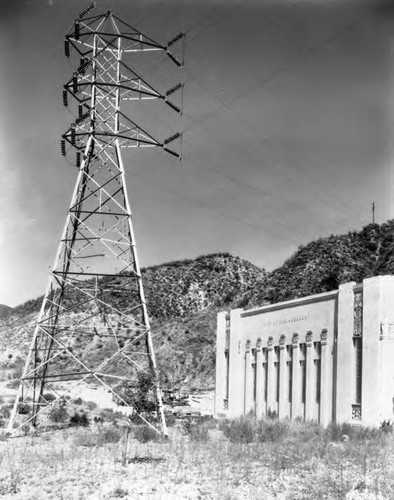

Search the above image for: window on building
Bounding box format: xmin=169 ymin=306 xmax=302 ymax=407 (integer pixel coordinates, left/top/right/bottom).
xmin=262 ymin=348 xmax=267 ymax=403
xmin=299 ymin=343 xmax=306 ymax=404
xmin=314 ymin=342 xmax=321 ymax=405
xmin=287 ymin=360 xmax=292 ymax=403
xmin=353 ymin=337 xmax=362 ymax=404
xmin=224 ymin=350 xmax=229 ymax=401
xmin=274 ymin=346 xmax=280 ymax=403
xmin=252 ymin=362 xmax=257 ymax=402
xmin=300 ymin=360 xmax=306 ymax=404
xmin=263 ymin=362 xmax=268 ymax=403
xmin=314 ymin=359 xmax=321 ymax=404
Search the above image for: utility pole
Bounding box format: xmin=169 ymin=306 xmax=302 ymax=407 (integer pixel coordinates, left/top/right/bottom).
xmin=372 ymin=202 xmax=375 ymax=224
xmin=8 ymin=5 xmax=184 ymax=435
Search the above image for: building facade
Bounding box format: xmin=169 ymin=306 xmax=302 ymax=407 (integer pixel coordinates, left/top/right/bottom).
xmin=215 ymin=276 xmax=394 ymax=427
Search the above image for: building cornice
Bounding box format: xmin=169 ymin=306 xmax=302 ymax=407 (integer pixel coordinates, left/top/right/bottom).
xmin=240 ymin=289 xmax=339 ymax=318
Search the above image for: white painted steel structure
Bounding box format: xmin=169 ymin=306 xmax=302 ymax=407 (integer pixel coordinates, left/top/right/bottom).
xmin=8 ymin=6 xmax=184 ymax=435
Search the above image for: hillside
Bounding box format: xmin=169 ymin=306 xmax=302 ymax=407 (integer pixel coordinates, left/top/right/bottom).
xmin=3 ymin=221 xmax=394 ymax=390
xmin=0 ymin=304 xmax=13 ymax=320
xmin=0 ymin=253 xmax=265 ymax=390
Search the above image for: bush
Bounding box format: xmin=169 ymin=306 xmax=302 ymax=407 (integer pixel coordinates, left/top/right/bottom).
xmin=257 ymin=420 xmax=290 ymax=443
xmin=17 ymin=403 xmax=30 ymax=415
xmin=380 ymin=419 xmax=393 ymax=434
xmin=6 ymin=380 xmax=20 ymax=390
xmin=0 ymin=405 xmax=10 ymax=419
xmin=70 ymin=412 xmax=89 ymax=427
xmin=113 ymin=372 xmax=156 ymax=415
xmin=43 ymin=393 xmax=56 ymax=402
xmin=183 ymin=416 xmax=216 ymax=442
xmin=73 ymin=427 xmax=121 ymax=447
xmin=220 ymin=416 xmax=255 ymax=444
xmin=49 ymin=405 xmax=68 ymax=423
xmin=100 ymin=427 xmax=121 ymax=444
xmin=133 ymin=425 xmax=161 ymax=443
xmin=110 ymin=487 xmax=128 ymax=498
xmin=73 ymin=397 xmax=83 ymax=405
xmin=164 ymin=410 xmax=176 ymax=427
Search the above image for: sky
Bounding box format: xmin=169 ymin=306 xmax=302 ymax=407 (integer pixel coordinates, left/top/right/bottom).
xmin=0 ymin=0 xmax=393 ymax=307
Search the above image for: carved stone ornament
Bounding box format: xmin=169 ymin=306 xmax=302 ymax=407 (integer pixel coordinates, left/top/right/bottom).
xmin=267 ymin=336 xmax=274 ymax=349
xmin=353 ymin=290 xmax=363 ymax=337
xmin=256 ymin=337 xmax=263 ymax=349
xmin=306 ymin=331 xmax=313 ymax=344
xmin=245 ymin=339 xmax=251 ymax=351
xmin=292 ymin=333 xmax=299 ymax=346
xmin=279 ymin=335 xmax=286 ymax=349
xmin=321 ymin=329 xmax=328 ymax=345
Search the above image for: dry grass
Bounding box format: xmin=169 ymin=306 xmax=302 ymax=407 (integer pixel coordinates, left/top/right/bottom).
xmin=0 ymin=418 xmax=393 ymax=499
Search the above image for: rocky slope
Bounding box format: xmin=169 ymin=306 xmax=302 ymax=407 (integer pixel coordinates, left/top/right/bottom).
xmin=0 ymin=253 xmax=265 ymax=390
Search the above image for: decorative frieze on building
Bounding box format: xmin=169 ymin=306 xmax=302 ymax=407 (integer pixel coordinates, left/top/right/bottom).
xmin=352 ymin=403 xmax=361 ymax=421
xmin=321 ymin=329 xmax=328 ymax=345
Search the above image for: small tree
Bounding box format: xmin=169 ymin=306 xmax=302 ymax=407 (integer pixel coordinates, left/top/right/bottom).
xmin=113 ymin=371 xmax=156 ymax=416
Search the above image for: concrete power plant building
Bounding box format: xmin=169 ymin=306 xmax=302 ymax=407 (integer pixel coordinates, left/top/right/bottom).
xmin=214 ymin=276 xmax=394 ymax=427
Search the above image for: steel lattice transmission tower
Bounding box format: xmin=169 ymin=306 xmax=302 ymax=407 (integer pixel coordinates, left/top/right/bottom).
xmin=8 ymin=5 xmax=184 ymax=435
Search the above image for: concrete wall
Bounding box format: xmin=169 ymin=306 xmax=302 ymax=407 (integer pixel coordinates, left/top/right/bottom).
xmin=215 ymin=290 xmax=338 ymax=424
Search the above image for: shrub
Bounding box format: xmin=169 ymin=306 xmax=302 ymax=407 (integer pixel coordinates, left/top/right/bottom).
xmin=133 ymin=425 xmax=161 ymax=443
xmin=220 ymin=416 xmax=255 ymax=444
xmin=257 ymin=420 xmax=290 ymax=443
xmin=380 ymin=419 xmax=393 ymax=434
xmin=43 ymin=393 xmax=56 ymax=402
xmin=73 ymin=427 xmax=121 ymax=447
xmin=49 ymin=405 xmax=68 ymax=423
xmin=164 ymin=410 xmax=176 ymax=427
xmin=0 ymin=405 xmax=10 ymax=419
xmin=73 ymin=397 xmax=83 ymax=405
xmin=110 ymin=487 xmax=128 ymax=498
xmin=183 ymin=416 xmax=216 ymax=442
xmin=17 ymin=403 xmax=30 ymax=415
xmin=100 ymin=427 xmax=121 ymax=444
xmin=70 ymin=412 xmax=89 ymax=427
xmin=113 ymin=372 xmax=156 ymax=415
xmin=6 ymin=380 xmax=20 ymax=390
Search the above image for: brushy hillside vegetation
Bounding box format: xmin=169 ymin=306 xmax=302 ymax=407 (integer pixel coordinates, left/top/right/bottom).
xmin=241 ymin=220 xmax=394 ymax=308
xmin=3 ymin=221 xmax=394 ymax=390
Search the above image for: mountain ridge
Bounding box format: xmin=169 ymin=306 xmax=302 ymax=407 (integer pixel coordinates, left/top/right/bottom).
xmin=3 ymin=221 xmax=394 ymax=390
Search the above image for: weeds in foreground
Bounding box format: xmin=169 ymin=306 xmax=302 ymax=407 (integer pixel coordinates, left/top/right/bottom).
xmin=182 ymin=415 xmax=216 ymax=442
xmin=133 ymin=424 xmax=161 ymax=443
xmin=73 ymin=426 xmax=121 ymax=447
xmin=0 ymin=416 xmax=392 ymax=499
